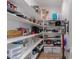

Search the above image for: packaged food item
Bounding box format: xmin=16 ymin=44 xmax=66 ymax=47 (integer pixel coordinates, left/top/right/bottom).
xmin=7 ymin=0 xmax=17 ymax=13
xmin=52 ymin=29 xmax=58 ymax=32
xmin=29 ymin=18 xmax=32 ymax=22
xmin=53 ymin=40 xmax=61 ymax=47
xmin=55 ymin=21 xmax=61 ymax=26
xmin=17 ymin=27 xmax=30 ymax=36
xmin=32 ymin=6 xmax=39 ymax=13
xmin=31 ymin=26 xmax=40 ymax=34
xmin=29 ymin=17 xmax=36 ymax=23
xmin=33 ymin=18 xmax=36 ymax=23
xmin=15 ymin=11 xmax=27 ymax=19
xmin=7 ymin=30 xmax=22 ymax=38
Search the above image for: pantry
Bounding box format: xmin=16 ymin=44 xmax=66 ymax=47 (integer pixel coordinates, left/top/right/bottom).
xmin=7 ymin=0 xmax=71 ymax=59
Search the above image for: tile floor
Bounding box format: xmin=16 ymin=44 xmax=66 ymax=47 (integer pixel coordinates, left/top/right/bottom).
xmin=37 ymin=52 xmax=61 ymax=59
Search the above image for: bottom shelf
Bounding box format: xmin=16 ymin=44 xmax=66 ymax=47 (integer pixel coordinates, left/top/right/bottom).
xmin=31 ymin=45 xmax=43 ymax=59
xmin=20 ymin=39 xmax=43 ymax=59
xmin=32 ymin=53 xmax=39 ymax=59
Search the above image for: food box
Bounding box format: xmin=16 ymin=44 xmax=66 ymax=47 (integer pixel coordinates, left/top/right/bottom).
xmin=7 ymin=30 xmax=22 ymax=38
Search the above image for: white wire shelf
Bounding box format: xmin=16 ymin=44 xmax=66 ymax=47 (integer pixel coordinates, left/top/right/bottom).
xmin=7 ymin=12 xmax=43 ymax=28
xmin=7 ymin=32 xmax=43 ymax=44
xmin=20 ymin=39 xmax=43 ymax=59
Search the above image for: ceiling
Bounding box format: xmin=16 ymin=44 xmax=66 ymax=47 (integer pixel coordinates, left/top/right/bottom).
xmin=25 ymin=0 xmax=63 ymax=8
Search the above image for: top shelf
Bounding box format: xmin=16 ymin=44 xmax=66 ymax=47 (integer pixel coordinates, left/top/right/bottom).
xmin=12 ymin=0 xmax=40 ymax=20
xmin=7 ymin=12 xmax=43 ymax=28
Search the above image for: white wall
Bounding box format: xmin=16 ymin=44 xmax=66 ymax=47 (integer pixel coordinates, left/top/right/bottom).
xmin=61 ymin=0 xmax=72 ymax=59
xmin=47 ymin=8 xmax=62 ymax=20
